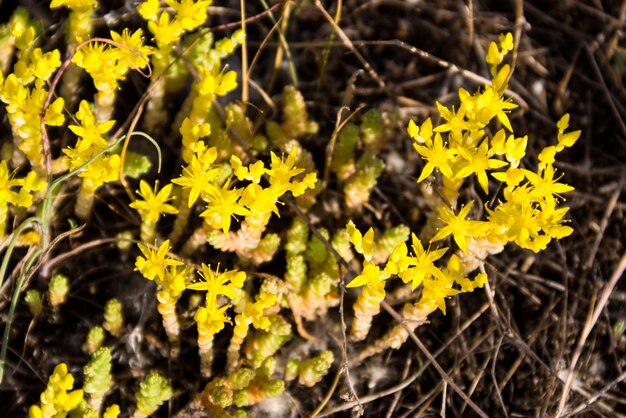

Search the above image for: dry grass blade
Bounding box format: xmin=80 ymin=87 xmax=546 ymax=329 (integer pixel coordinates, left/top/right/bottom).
xmin=555 ymin=250 xmax=626 ymax=417
xmin=313 ymin=0 xmax=385 ymax=89
xmin=584 ymin=174 xmax=624 ymax=269
xmin=380 ymin=301 xmax=490 ymax=418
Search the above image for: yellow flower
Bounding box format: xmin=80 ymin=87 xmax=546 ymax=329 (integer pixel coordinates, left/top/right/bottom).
xmin=50 ymin=0 xmax=97 ymax=11
xmin=455 ymin=139 xmax=508 ymax=193
xmin=135 ymin=240 xmax=183 ymax=282
xmin=44 ymin=97 xmax=65 ymax=126
xmin=103 ymin=405 xmax=121 ymax=418
xmin=446 ymin=254 xmax=487 ymax=292
xmin=166 ymin=0 xmax=211 ymax=32
xmin=414 ymin=133 xmax=457 ymax=182
xmin=290 ymin=172 xmax=317 ymax=197
xmin=195 ymin=304 xmax=231 ymax=334
xmin=492 ymin=166 xmax=525 ymax=190
xmin=434 ymin=102 xmax=467 ymax=139
xmin=420 ymin=276 xmax=459 ymax=315
xmin=215 ymin=70 xmax=238 ymax=96
xmin=0 ymin=160 xmax=23 ymax=206
xmin=200 ymin=181 xmax=250 ymax=232
xmin=556 ymin=114 xmax=581 ymax=152
xmin=30 ymin=48 xmax=62 ymax=81
xmin=130 ymin=180 xmax=179 ymax=224
xmin=486 ymin=41 xmax=502 ymax=67
xmin=538 ymin=146 xmax=557 ymax=171
xmin=110 ymin=28 xmax=154 ymax=70
xmin=459 ymin=86 xmax=517 ymax=132
xmin=242 ymin=292 xmax=277 ymax=330
xmin=239 ymin=183 xmax=282 ymax=216
xmin=162 ymin=265 xmax=194 ymax=297
xmin=539 ymin=203 xmax=573 ymax=240
xmin=523 ymin=164 xmax=574 ymax=203
xmin=29 ymin=363 xmax=84 ymax=418
xmin=138 ymin=0 xmax=160 ymax=21
xmin=346 ymin=261 xmax=389 ymax=292
xmin=400 ymin=234 xmax=448 ymax=291
xmin=384 ymin=243 xmax=415 ymax=276
xmin=188 ymin=264 xmax=246 ymax=309
xmin=72 ymin=42 xmax=120 ymax=84
xmin=431 ymin=201 xmax=487 ymax=253
xmin=68 ymin=101 xmax=115 ymax=149
xmin=499 ymin=32 xmax=514 ymax=53
xmin=230 ymin=156 xmax=266 ymax=183
xmin=346 ymin=220 xmax=376 ymax=261
xmin=172 ymin=155 xmax=219 ymax=207
xmin=407 ymin=117 xmax=433 ymax=145
xmin=267 ymin=150 xmax=305 ymax=190
xmin=504 ymin=135 xmax=528 ymax=167
xmin=148 ymin=12 xmax=183 ymax=48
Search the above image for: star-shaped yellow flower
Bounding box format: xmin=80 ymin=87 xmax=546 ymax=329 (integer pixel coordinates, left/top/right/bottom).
xmin=130 ymin=180 xmax=178 ymax=224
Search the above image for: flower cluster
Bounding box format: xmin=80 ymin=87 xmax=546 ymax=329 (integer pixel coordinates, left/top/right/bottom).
xmin=0 ymin=13 xmax=65 ymax=173
xmin=188 ymin=264 xmax=247 ymax=376
xmin=29 ymin=364 xmax=84 ymax=418
xmin=135 ymin=240 xmax=192 ymax=347
xmin=346 ymin=220 xmax=486 ymax=342
xmin=0 ymin=160 xmax=45 ymax=237
xmin=63 ymin=101 xmax=120 ymax=219
xmin=203 ymin=150 xmax=317 ymax=263
xmin=130 ymin=180 xmax=178 ymax=242
xmin=72 ymin=29 xmax=153 ymax=121
xmin=409 ymin=33 xmax=580 ymax=259
xmin=356 ymin=33 xmax=578 ymax=362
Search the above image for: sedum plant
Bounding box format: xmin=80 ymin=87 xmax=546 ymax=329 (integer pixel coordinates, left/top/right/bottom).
xmin=0 ymin=17 xmax=65 ymax=174
xmin=0 ymin=160 xmax=46 ymax=238
xmin=188 ymin=264 xmax=247 ymax=377
xmin=50 ymin=0 xmax=98 ymax=107
xmin=227 ymin=279 xmax=281 ymax=371
xmin=24 ymin=289 xmax=43 ymax=316
xmin=83 ymin=325 xmax=105 ymax=355
xmin=29 ymin=364 xmax=84 ymax=418
xmin=358 ymin=33 xmax=580 ymax=360
xmin=83 ymin=347 xmax=113 ymax=412
xmin=285 ymin=350 xmax=334 ymax=387
xmin=133 ymin=372 xmax=172 ymax=418
xmin=129 ymin=180 xmax=178 ymax=242
xmin=135 ymin=240 xmax=191 ymax=352
xmin=71 ymin=27 xmax=153 ymax=122
xmin=102 ymin=298 xmax=124 ymax=337
xmin=0 ymin=0 xmax=582 ymax=411
xmin=48 ymin=274 xmax=70 ymax=307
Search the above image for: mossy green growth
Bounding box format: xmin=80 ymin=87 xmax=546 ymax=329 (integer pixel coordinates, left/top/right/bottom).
xmin=285 ymin=350 xmax=334 ymax=387
xmin=48 ymin=274 xmax=70 ymax=307
xmin=84 ymin=325 xmax=105 ymax=354
xmin=103 ymin=298 xmax=124 ymax=337
xmin=344 ymin=152 xmax=385 ymax=211
xmin=133 ymin=372 xmax=172 ymax=418
xmin=25 ymin=289 xmax=43 ymax=316
xmin=68 ymin=400 xmax=98 ymax=418
xmin=296 ymin=350 xmax=334 ymax=387
xmin=360 ymin=109 xmax=385 ymax=150
xmin=331 ymin=123 xmax=359 ymax=181
xmin=232 ymin=376 xmax=284 ymax=408
xmin=266 ymin=86 xmax=318 ymax=147
xmin=83 ymin=347 xmax=113 ymax=411
xmin=245 ymin=315 xmax=292 ymax=369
